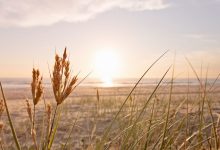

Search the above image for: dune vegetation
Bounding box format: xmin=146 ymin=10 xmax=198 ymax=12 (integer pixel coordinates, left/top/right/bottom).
xmin=0 ymin=48 xmax=220 ymax=150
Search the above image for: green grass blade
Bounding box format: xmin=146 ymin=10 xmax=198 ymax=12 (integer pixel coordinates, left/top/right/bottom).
xmin=0 ymin=82 xmax=21 ymax=150
xmin=122 ymin=66 xmax=171 ymax=149
xmin=48 ymin=105 xmax=62 ymax=150
xmin=96 ymin=50 xmax=168 ymax=149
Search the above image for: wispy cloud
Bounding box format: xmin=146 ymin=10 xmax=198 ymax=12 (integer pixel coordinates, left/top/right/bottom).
xmin=184 ymin=33 xmax=218 ymax=43
xmin=0 ymin=0 xmax=169 ymax=27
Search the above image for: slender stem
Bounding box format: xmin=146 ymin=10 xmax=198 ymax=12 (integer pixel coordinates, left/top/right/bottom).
xmin=47 ymin=104 xmax=58 ymax=146
xmin=33 ymin=105 xmax=36 ymax=129
xmin=0 ymin=82 xmax=21 ymax=150
xmin=32 ymin=105 xmax=38 ymax=150
xmin=160 ymin=53 xmax=175 ymax=150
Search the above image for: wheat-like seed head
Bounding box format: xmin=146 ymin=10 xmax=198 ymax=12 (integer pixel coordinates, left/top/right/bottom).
xmin=26 ymin=99 xmax=32 ymax=123
xmin=31 ymin=69 xmax=43 ymax=105
xmin=34 ymin=77 xmax=43 ymax=105
xmin=51 ymin=48 xmax=78 ymax=105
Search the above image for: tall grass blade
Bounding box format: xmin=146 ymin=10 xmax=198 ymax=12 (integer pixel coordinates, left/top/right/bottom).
xmin=160 ymin=55 xmax=175 ymax=150
xmin=96 ymin=50 xmax=168 ymax=149
xmin=0 ymin=82 xmax=21 ymax=150
xmin=122 ymin=66 xmax=171 ymax=149
xmin=48 ymin=105 xmax=62 ymax=150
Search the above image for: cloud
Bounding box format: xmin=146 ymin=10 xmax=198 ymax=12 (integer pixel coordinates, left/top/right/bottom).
xmin=184 ymin=33 xmax=218 ymax=43
xmin=0 ymin=0 xmax=169 ymax=27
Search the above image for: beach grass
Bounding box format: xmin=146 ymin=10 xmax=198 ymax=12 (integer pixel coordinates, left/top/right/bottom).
xmin=0 ymin=48 xmax=220 ymax=149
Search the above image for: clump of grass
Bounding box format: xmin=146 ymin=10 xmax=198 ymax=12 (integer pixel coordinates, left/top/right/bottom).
xmin=0 ymin=49 xmax=220 ymax=150
xmin=0 ymin=47 xmax=79 ymax=150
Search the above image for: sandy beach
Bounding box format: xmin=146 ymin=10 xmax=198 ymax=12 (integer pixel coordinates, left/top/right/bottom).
xmin=1 ymin=82 xmax=220 ymax=149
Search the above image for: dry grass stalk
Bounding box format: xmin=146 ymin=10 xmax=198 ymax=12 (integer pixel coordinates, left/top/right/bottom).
xmin=30 ymin=68 xmax=43 ymax=150
xmin=31 ymin=68 xmax=43 ymax=105
xmin=26 ymin=99 xmax=32 ymax=123
xmin=52 ymin=48 xmax=78 ymax=105
xmin=31 ymin=128 xmax=38 ymax=149
xmin=46 ymin=48 xmax=78 ymax=148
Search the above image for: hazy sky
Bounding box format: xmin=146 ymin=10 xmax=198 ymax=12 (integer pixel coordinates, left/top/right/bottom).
xmin=0 ymin=0 xmax=220 ymax=79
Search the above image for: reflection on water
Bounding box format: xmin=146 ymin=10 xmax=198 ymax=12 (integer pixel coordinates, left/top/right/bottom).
xmin=1 ymin=78 xmax=220 ymax=89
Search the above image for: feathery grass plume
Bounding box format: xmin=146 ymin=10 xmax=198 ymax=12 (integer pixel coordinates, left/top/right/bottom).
xmin=51 ymin=48 xmax=78 ymax=105
xmin=47 ymin=48 xmax=78 ymax=149
xmin=31 ymin=68 xmax=43 ymax=105
xmin=31 ymin=68 xmax=43 ymax=150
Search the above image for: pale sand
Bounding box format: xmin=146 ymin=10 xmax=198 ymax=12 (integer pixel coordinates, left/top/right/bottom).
xmin=0 ymin=84 xmax=220 ymax=149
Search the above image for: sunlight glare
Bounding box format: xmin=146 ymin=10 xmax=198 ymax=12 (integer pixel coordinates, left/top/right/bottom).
xmin=94 ymin=49 xmax=119 ymax=86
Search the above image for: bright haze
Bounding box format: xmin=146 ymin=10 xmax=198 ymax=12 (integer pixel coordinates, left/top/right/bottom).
xmin=0 ymin=0 xmax=220 ymax=83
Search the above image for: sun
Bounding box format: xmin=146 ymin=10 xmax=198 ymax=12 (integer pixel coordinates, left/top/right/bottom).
xmin=94 ymin=49 xmax=119 ymax=86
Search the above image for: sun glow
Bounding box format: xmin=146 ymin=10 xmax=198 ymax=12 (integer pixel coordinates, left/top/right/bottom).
xmin=94 ymin=49 xmax=119 ymax=86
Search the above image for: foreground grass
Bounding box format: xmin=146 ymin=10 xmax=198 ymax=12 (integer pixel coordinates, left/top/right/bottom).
xmin=0 ymin=48 xmax=220 ymax=150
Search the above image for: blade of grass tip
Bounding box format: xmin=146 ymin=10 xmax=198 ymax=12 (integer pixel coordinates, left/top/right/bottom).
xmin=122 ymin=66 xmax=171 ymax=149
xmin=185 ymin=57 xmax=205 ymax=146
xmin=72 ymin=71 xmax=92 ymax=91
xmin=48 ymin=104 xmax=63 ymax=150
xmin=159 ymin=52 xmax=176 ymax=150
xmin=96 ymin=50 xmax=169 ymax=150
xmin=185 ymin=57 xmax=204 ymax=93
xmin=0 ymin=82 xmax=21 ymax=150
xmin=208 ymin=72 xmax=220 ymax=91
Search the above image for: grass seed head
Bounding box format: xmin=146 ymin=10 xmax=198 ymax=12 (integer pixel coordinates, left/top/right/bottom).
xmin=51 ymin=48 xmax=78 ymax=105
xmin=26 ymin=99 xmax=32 ymax=122
xmin=31 ymin=68 xmax=43 ymax=105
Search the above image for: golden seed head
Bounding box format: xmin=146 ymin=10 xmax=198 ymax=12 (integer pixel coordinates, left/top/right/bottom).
xmin=51 ymin=48 xmax=78 ymax=105
xmin=26 ymin=99 xmax=32 ymax=122
xmin=62 ymin=47 xmax=67 ymax=64
xmin=31 ymin=68 xmax=43 ymax=105
xmin=34 ymin=77 xmax=43 ymax=105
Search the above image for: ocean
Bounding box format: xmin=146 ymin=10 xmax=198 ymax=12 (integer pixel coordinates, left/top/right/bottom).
xmin=0 ymin=77 xmax=220 ymax=89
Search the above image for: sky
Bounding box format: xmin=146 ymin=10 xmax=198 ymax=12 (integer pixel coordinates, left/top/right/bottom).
xmin=0 ymin=0 xmax=220 ymax=80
